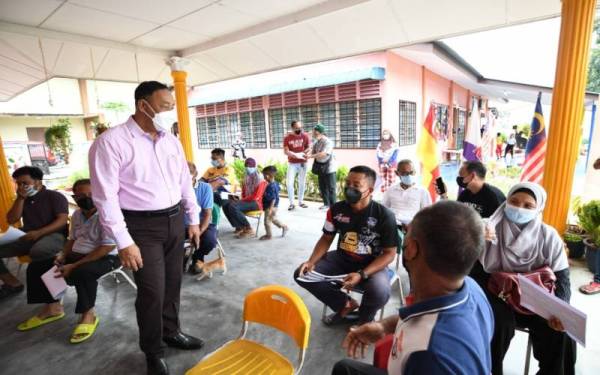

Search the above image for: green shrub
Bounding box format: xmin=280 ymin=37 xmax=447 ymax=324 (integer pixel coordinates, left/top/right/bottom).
xmin=577 ymin=200 xmax=600 ymax=246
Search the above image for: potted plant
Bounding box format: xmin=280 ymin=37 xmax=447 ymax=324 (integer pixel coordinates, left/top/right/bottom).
xmin=576 ymin=200 xmax=600 ymax=273
xmin=45 ymin=118 xmax=73 ymax=164
xmin=564 ymin=232 xmax=585 ymax=259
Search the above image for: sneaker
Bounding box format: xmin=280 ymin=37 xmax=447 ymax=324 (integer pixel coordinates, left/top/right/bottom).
xmin=318 ymin=205 xmax=329 ymax=210
xmin=299 ymin=203 xmax=308 ymax=208
xmin=579 ymin=282 xmax=600 ymax=295
xmin=288 ymin=204 xmax=295 ymax=211
xmin=0 ymin=284 xmax=24 ymax=299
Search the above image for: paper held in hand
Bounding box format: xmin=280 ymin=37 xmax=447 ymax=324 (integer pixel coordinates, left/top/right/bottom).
xmin=296 ymin=270 xmax=347 ymax=283
xmin=517 ymin=274 xmax=587 ymax=346
xmin=41 ymin=266 xmax=68 ymax=300
xmin=0 ymin=227 xmax=26 ymax=246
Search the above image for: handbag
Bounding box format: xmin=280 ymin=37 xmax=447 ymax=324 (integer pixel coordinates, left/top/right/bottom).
xmin=487 ymin=266 xmax=556 ymax=315
xmin=311 ymin=158 xmax=330 ymax=175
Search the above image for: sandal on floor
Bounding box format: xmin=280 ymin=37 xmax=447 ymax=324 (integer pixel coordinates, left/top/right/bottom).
xmin=70 ymin=317 xmax=99 ymax=344
xmin=299 ymin=203 xmax=308 ymax=208
xmin=17 ymin=313 xmax=65 ymax=331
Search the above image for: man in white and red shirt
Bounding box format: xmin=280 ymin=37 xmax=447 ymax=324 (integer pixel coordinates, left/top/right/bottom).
xmin=283 ymin=120 xmax=311 ymax=210
xmin=332 ymin=201 xmax=493 ymax=375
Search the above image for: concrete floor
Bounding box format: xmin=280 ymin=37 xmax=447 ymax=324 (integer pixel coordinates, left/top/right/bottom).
xmin=1 ymin=200 xmax=599 ymax=375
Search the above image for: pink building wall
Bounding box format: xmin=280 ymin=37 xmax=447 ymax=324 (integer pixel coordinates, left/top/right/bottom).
xmin=190 ymin=51 xmax=482 ymax=175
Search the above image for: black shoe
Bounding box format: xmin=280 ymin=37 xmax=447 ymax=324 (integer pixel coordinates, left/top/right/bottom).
xmin=0 ymin=284 xmax=24 ymax=299
xmin=163 ymin=332 xmax=204 ymax=350
xmin=146 ymin=355 xmax=169 ymax=375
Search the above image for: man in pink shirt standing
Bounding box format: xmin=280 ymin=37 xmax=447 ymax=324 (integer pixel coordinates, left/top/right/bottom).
xmin=89 ymin=81 xmax=202 ymax=375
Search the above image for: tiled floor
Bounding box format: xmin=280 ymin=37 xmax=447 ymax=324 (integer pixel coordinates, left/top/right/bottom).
xmin=0 ymin=200 xmax=598 ymax=374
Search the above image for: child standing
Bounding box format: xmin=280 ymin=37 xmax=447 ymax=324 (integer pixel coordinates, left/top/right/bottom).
xmin=260 ymin=166 xmax=288 ymax=240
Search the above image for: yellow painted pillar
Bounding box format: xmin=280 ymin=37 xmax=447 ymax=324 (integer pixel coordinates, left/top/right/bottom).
xmin=542 ymin=0 xmax=596 ymax=234
xmin=0 ymin=136 xmax=15 ymax=231
xmin=171 ymin=69 xmax=194 ymax=161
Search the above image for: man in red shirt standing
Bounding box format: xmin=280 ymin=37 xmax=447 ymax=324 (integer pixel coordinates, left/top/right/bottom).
xmin=283 ymin=120 xmax=311 ymax=211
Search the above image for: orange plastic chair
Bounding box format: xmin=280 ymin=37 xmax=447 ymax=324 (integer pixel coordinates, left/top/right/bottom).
xmin=244 ymin=210 xmax=263 ymax=237
xmin=186 ymin=285 xmax=311 ymax=375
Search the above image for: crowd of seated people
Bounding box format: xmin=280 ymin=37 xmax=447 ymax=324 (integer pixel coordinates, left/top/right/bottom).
xmin=0 ymin=160 xmax=580 ymax=375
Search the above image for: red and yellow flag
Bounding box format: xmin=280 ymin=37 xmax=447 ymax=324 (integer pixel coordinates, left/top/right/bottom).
xmin=417 ymin=104 xmax=441 ymax=201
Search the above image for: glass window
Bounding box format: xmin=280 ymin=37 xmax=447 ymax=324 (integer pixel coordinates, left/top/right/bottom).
xmin=398 ymin=100 xmax=416 ymax=146
xmin=318 ymin=103 xmax=338 ymax=147
xmin=339 ymin=101 xmax=358 ymax=149
xmin=268 ymin=108 xmax=285 ymax=148
xmin=249 ymin=110 xmax=267 ymax=148
xmin=359 ymin=99 xmax=381 ymax=148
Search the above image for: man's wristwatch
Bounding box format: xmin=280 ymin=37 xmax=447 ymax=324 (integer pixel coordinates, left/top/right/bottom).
xmin=358 ymin=269 xmax=369 ymax=281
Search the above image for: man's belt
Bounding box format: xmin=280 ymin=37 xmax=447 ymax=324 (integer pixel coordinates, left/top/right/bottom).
xmin=122 ymin=202 xmax=181 ymax=218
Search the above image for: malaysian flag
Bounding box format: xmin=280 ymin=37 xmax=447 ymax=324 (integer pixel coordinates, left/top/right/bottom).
xmin=520 ymin=92 xmax=547 ymax=183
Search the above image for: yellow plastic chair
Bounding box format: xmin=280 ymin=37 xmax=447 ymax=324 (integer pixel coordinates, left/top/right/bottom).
xmin=186 ymin=285 xmax=311 ymax=375
xmin=244 ymin=210 xmax=263 ymax=237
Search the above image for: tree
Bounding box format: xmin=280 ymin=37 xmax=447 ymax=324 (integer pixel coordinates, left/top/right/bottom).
xmin=586 ymin=19 xmax=600 ymax=92
xmin=45 ymin=118 xmax=73 ymax=164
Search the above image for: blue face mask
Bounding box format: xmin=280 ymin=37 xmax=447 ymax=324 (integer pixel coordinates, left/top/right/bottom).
xmin=246 ymin=167 xmax=256 ymax=174
xmin=211 ymin=159 xmax=221 ymax=168
xmin=504 ymin=204 xmax=537 ymax=224
xmin=399 ymin=175 xmax=415 ymax=186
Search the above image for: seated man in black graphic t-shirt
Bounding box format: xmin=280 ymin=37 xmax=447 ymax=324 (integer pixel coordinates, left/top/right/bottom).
xmin=295 ymin=166 xmax=399 ymax=325
xmin=456 ymin=161 xmax=506 ymax=219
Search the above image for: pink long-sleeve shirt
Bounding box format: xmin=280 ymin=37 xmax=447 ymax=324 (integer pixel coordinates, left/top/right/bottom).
xmin=89 ymin=116 xmax=200 ymax=249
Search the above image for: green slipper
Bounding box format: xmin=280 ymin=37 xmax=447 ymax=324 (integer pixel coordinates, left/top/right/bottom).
xmin=17 ymin=313 xmax=65 ymax=331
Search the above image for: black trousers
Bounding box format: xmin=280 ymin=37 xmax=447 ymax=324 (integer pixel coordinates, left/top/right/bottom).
xmin=124 ymin=208 xmax=185 ymax=357
xmin=221 ymin=199 xmax=258 ymax=229
xmin=332 ymin=359 xmax=387 ymax=375
xmin=26 ymin=253 xmax=119 ymax=313
xmin=488 ymin=292 xmax=576 ymax=375
xmin=192 ymin=224 xmax=218 ymax=262
xmin=318 ymin=172 xmax=337 ymax=207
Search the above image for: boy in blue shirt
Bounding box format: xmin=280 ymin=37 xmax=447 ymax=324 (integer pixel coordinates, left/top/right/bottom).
xmin=187 ymin=162 xmax=218 ymax=273
xmin=260 ymin=166 xmax=288 ymax=240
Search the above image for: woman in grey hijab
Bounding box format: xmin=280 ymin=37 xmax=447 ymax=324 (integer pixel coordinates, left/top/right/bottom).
xmin=471 ymin=182 xmax=575 ymax=375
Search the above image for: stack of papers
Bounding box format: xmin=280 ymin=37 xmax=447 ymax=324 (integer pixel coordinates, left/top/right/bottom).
xmin=0 ymin=227 xmax=25 ymax=246
xmin=296 ymin=270 xmax=347 ymax=283
xmin=518 ymin=274 xmax=587 ymax=346
xmin=41 ymin=266 xmax=69 ymax=300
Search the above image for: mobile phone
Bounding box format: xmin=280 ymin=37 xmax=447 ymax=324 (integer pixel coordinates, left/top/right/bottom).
xmin=435 ymin=177 xmax=446 ymax=195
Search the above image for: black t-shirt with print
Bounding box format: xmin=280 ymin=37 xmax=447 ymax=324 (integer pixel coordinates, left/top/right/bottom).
xmin=458 ymin=183 xmax=506 ymax=218
xmin=323 ymin=200 xmax=399 ymax=266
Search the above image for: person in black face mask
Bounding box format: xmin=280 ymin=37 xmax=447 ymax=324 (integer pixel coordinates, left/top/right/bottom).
xmin=295 ymin=166 xmax=399 ymax=325
xmin=17 ymin=179 xmax=120 ymax=344
xmin=456 ymin=161 xmax=505 ymax=219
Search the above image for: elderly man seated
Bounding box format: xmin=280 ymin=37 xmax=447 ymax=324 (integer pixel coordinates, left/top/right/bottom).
xmin=0 ymin=166 xmax=68 ymax=299
xmin=17 ymin=179 xmax=119 ymax=344
xmin=382 ymin=159 xmax=431 ymax=228
xmin=332 ymin=201 xmax=494 ymax=375
xmin=186 ymin=162 xmax=218 ymax=274
xmin=295 ymin=166 xmax=399 ymax=325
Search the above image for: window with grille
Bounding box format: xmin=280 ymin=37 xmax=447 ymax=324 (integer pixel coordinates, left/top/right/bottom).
xmin=398 ymin=100 xmax=416 ymax=146
xmin=249 ymin=110 xmax=267 ymax=148
xmin=433 ymin=103 xmax=449 ymax=141
xmin=267 ymin=99 xmax=381 ymax=149
xmin=319 ymin=103 xmax=338 ymax=146
xmin=339 ymin=101 xmax=358 ymax=148
xmin=268 ymin=108 xmax=285 ymax=148
xmin=359 ymin=99 xmax=381 ymax=148
xmin=453 ymin=108 xmax=467 ymax=149
xmin=196 ymin=111 xmax=266 ymax=149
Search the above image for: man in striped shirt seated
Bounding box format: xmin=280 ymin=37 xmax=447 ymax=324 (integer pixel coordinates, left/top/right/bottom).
xmin=332 ymin=201 xmax=494 ymax=375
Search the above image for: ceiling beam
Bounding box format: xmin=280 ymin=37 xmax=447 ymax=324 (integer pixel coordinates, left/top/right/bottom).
xmin=179 ymin=0 xmax=371 ymax=57
xmin=0 ymin=21 xmax=173 ymax=57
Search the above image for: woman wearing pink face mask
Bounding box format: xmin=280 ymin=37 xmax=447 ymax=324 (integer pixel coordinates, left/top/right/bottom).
xmin=376 ymin=129 xmax=399 ymax=193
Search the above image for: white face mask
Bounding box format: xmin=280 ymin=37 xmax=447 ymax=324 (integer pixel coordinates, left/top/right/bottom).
xmin=141 ymin=100 xmax=176 ymax=130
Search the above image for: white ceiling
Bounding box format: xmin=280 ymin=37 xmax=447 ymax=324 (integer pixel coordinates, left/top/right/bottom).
xmin=0 ymin=0 xmax=562 ymax=102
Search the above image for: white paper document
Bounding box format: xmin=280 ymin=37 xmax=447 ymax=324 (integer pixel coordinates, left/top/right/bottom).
xmin=41 ymin=266 xmax=68 ymax=300
xmin=0 ymin=226 xmax=26 ymax=246
xmin=296 ymin=270 xmax=347 ymax=283
xmin=291 ymin=152 xmax=306 ymax=160
xmin=518 ymin=274 xmax=587 ymax=346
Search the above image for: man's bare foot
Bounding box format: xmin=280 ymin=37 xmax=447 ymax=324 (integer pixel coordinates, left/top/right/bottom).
xmin=38 ymin=303 xmax=64 ymax=319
